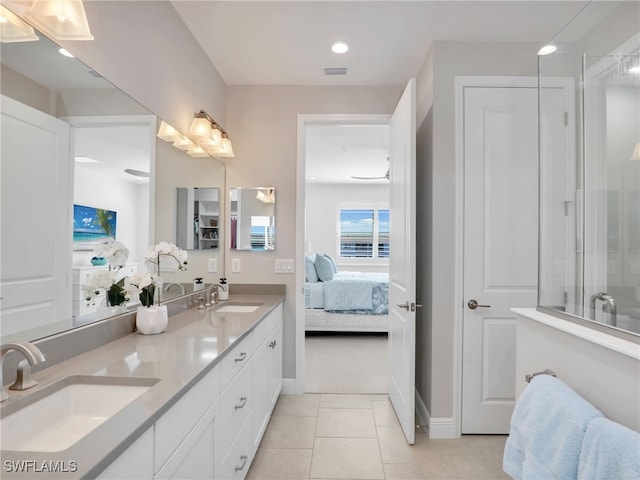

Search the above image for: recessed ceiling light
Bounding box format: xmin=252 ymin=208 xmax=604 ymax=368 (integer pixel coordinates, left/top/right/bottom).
xmin=331 ymin=41 xmax=349 ymax=54
xmin=58 ymin=48 xmax=74 ymax=58
xmin=629 ymin=65 xmax=640 ymax=75
xmin=75 ymin=156 xmax=99 ymax=163
xmin=537 ymin=44 xmax=558 ymax=56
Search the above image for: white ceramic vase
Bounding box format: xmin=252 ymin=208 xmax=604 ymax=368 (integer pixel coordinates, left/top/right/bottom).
xmin=136 ymin=305 xmax=168 ymax=335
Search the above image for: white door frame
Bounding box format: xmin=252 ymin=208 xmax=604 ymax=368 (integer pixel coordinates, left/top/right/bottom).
xmin=295 ymin=113 xmax=391 ymax=394
xmin=454 ymin=76 xmax=575 ymax=435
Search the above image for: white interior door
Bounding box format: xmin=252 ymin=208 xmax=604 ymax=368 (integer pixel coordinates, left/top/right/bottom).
xmin=388 ymin=79 xmax=417 ymax=444
xmin=1 ymin=95 xmax=72 ymax=335
xmin=461 ymin=85 xmax=539 ymax=433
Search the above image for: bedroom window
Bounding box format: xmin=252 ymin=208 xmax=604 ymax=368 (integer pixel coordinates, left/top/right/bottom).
xmin=339 ymin=208 xmax=389 ymax=259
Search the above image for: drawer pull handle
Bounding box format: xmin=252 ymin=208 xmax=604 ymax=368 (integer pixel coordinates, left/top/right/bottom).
xmin=234 ymin=454 xmax=248 ymax=471
xmin=234 ymin=396 xmax=248 ymax=410
xmin=269 ymin=340 xmax=277 ymax=349
xmin=235 ymin=352 xmax=247 ymax=363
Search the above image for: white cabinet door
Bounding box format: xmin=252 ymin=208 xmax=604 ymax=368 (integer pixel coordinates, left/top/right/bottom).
xmin=268 ymin=322 xmax=283 ymax=410
xmin=97 ymin=428 xmax=153 ymax=479
xmin=155 ymin=400 xmax=218 ymax=479
xmin=252 ymin=339 xmax=270 ymax=454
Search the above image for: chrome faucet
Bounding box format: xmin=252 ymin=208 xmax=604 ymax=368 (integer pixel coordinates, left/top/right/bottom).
xmin=163 ymin=282 xmax=186 ymax=296
xmin=0 ymin=342 xmax=46 ymax=402
xmin=206 ymin=283 xmax=227 ymax=307
xmin=590 ymin=292 xmax=617 ymax=327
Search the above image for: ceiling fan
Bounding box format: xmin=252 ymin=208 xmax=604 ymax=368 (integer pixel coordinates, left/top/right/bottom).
xmin=350 ymin=157 xmax=389 ymax=181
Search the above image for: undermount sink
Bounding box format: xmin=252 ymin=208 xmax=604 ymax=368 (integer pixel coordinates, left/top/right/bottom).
xmin=214 ymin=302 xmax=262 ymax=313
xmin=1 ymin=375 xmax=159 ymax=452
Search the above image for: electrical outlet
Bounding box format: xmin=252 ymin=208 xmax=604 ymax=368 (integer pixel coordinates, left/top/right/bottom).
xmin=231 ymin=258 xmax=242 ymax=273
xmin=208 ymin=258 xmax=217 ymax=273
xmin=275 ymin=259 xmax=294 ymax=273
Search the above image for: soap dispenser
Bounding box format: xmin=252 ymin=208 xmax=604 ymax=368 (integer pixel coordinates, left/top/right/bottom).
xmin=193 ymin=277 xmax=204 ymax=292
xmin=218 ymin=277 xmax=228 ymax=300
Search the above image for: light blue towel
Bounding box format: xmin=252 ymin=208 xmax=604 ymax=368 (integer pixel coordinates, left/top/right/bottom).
xmin=503 ymin=375 xmax=603 ymax=480
xmin=578 ymin=417 xmax=640 ymax=480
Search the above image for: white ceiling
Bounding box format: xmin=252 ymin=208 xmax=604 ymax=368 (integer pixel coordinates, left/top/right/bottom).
xmin=172 ymin=1 xmax=590 ymax=86
xmin=172 ymin=0 xmax=590 ymax=183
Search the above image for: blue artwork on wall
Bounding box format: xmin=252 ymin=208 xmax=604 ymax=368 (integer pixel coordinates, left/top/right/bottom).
xmin=73 ymin=204 xmax=117 ymax=248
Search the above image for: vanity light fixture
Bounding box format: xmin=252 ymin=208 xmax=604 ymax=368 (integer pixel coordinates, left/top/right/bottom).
xmin=157 ymin=121 xmax=180 ymax=142
xmin=25 ymin=0 xmax=94 ymax=41
xmin=0 ymin=5 xmax=38 ymax=42
xmin=256 ymin=188 xmax=275 ymax=204
xmin=187 ymin=144 xmax=209 ymax=158
xmin=537 ymin=44 xmax=558 ymax=56
xmin=631 ymin=143 xmax=640 ymax=161
xmin=156 ymin=111 xmax=234 ymax=159
xmin=172 ymin=135 xmax=193 ymax=151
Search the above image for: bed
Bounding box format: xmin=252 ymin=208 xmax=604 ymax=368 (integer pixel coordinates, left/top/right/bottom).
xmin=305 ymin=270 xmax=389 ymax=332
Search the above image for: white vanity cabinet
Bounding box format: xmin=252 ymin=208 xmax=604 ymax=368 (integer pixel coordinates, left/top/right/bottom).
xmin=252 ymin=304 xmax=283 ymax=454
xmin=96 ymin=301 xmax=284 ymax=480
xmin=96 ymin=427 xmax=154 ymax=479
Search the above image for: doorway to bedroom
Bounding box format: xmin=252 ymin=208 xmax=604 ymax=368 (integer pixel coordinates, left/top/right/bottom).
xmin=302 ymin=119 xmax=391 ymax=394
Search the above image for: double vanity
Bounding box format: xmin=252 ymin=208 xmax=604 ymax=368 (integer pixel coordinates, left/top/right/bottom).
xmin=0 ymin=290 xmax=284 ymax=479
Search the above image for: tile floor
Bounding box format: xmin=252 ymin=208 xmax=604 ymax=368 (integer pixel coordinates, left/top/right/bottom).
xmin=247 ymin=393 xmax=509 ymax=480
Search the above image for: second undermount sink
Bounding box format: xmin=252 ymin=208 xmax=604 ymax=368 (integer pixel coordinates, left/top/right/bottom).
xmin=1 ymin=375 xmax=159 ymax=452
xmin=214 ymin=302 xmax=262 ymax=313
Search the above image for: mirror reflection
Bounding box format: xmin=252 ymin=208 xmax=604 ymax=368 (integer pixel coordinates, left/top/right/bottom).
xmin=230 ymin=188 xmax=276 ymax=251
xmin=1 ymin=17 xmax=224 ymax=343
xmin=176 ymin=187 xmax=220 ymax=250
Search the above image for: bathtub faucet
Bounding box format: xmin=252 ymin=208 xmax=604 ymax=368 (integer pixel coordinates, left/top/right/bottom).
xmin=590 ymin=292 xmax=617 ymax=327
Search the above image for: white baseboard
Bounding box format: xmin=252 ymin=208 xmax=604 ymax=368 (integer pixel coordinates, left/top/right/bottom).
xmin=281 ymin=378 xmax=298 ymax=395
xmin=416 ymin=391 xmax=458 ymax=439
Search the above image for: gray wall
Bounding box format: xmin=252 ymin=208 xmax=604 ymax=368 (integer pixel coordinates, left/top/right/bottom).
xmin=224 ymin=85 xmax=403 ymax=378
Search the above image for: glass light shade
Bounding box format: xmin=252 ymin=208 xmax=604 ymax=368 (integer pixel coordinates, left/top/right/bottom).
xmin=217 ymin=135 xmax=235 ymax=158
xmin=157 ymin=121 xmax=180 ymax=142
xmin=189 ymin=117 xmax=211 ymax=139
xmin=25 ymin=0 xmax=94 ymax=41
xmin=187 ymin=144 xmax=209 ymax=158
xmin=632 ymin=143 xmax=640 ymax=161
xmin=172 ymin=135 xmax=193 ymax=151
xmin=0 ymin=6 xmax=39 ymax=42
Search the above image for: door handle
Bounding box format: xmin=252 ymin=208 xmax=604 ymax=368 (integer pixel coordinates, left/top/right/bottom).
xmin=397 ymin=302 xmax=423 ymax=312
xmin=467 ymin=299 xmax=491 ymax=310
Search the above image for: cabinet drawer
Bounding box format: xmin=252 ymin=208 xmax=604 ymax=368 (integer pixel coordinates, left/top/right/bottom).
xmin=217 ymin=360 xmax=252 ymax=461
xmin=154 ymin=366 xmax=220 ymax=473
xmin=220 ymin=332 xmax=254 ymax=387
xmin=217 ymin=413 xmax=253 ymax=480
xmin=252 ymin=304 xmax=282 ymax=347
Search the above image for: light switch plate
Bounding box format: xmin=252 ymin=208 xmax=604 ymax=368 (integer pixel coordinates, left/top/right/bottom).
xmin=231 ymin=258 xmax=242 ymax=273
xmin=208 ymin=258 xmax=217 ymax=273
xmin=275 ymin=259 xmax=294 ymax=273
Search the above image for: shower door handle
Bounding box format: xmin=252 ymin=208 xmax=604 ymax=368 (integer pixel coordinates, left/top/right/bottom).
xmin=467 ymin=299 xmax=491 ymax=310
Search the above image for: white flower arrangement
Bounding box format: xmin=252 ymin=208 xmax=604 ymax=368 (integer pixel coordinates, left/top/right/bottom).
xmin=94 ymin=240 xmax=130 ymax=269
xmin=126 ymin=272 xmax=164 ymax=307
xmin=144 ymin=241 xmax=188 ymax=272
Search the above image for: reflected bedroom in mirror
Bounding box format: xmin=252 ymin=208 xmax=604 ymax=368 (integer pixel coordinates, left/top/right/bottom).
xmin=230 ymin=187 xmax=276 ymax=251
xmin=0 ymin=9 xmax=224 ymax=344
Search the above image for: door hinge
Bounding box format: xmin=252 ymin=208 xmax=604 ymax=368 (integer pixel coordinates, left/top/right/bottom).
xmin=564 ymin=112 xmax=569 ymax=126
xmin=563 ymin=200 xmax=572 ymax=216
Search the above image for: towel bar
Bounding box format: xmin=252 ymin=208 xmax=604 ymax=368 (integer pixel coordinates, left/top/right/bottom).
xmin=525 ymin=369 xmax=557 ymax=383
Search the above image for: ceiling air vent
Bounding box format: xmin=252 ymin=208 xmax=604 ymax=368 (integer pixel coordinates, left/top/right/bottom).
xmin=324 ymin=67 xmax=348 ymax=76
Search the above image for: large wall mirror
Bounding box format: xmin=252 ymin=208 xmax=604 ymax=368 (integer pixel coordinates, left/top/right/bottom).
xmin=230 ymin=188 xmax=276 ymax=251
xmin=0 ymin=17 xmax=225 ymax=343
